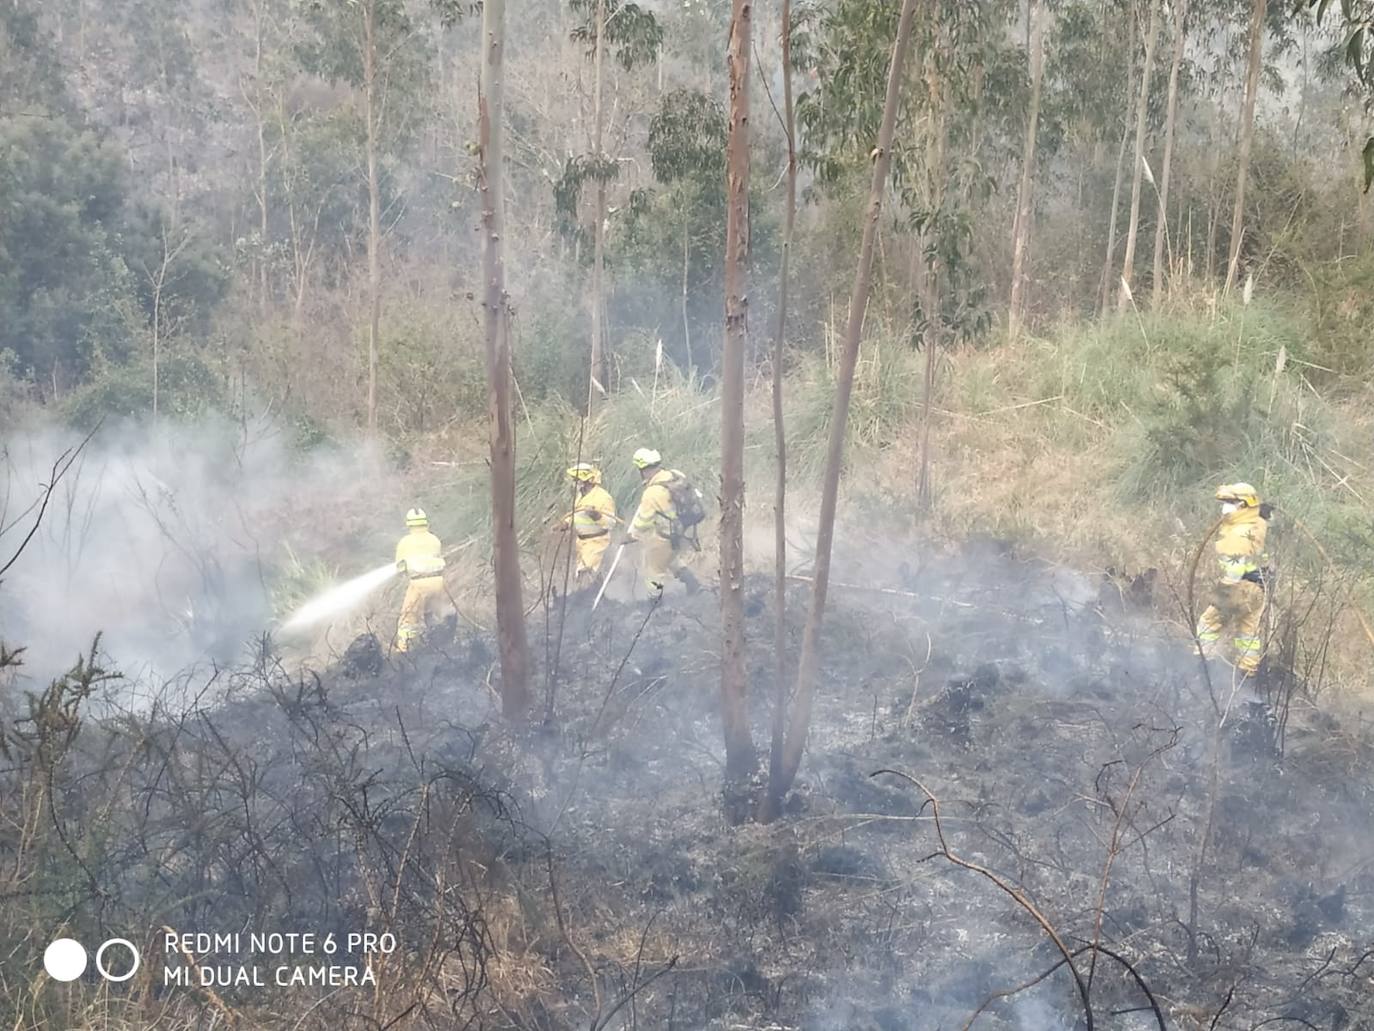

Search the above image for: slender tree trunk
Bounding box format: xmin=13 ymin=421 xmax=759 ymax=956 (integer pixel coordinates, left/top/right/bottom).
xmin=766 ymin=0 xmax=921 ymax=816
xmin=1152 ymin=0 xmax=1187 ymax=303
xmin=721 ymin=0 xmax=759 ymax=787
xmin=682 ymin=208 xmax=693 ymax=368
xmin=1117 ymin=0 xmax=1160 ymax=311
xmin=364 ymin=0 xmax=382 ymax=435
xmin=767 ymin=0 xmax=798 ymax=817
xmin=1099 ymin=14 xmax=1138 ymax=314
xmin=916 ymin=45 xmax=949 ymax=507
xmin=589 ymin=0 xmax=608 ymax=407
xmin=1008 ymin=0 xmax=1045 ymax=335
xmin=1225 ymin=0 xmax=1267 ymax=293
xmin=253 ymin=0 xmax=269 ymax=315
xmin=479 ymin=0 xmax=531 ymax=718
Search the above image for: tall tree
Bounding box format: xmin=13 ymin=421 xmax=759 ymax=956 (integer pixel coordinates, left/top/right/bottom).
xmin=478 ymin=0 xmax=531 ymax=718
xmin=1099 ymin=9 xmax=1138 ymax=313
xmin=566 ymin=0 xmax=663 ymax=404
xmin=766 ymin=0 xmax=922 ymax=818
xmin=768 ymin=0 xmax=798 ymax=809
xmin=1008 ymin=0 xmax=1046 ymax=335
xmin=1117 ymin=0 xmax=1161 ymax=310
xmin=720 ymin=0 xmax=759 ymax=787
xmin=1225 ymin=0 xmax=1267 ymax=292
xmin=1151 ymin=0 xmax=1188 ymax=301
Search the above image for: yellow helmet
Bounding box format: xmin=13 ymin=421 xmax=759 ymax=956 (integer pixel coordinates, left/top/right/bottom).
xmin=1215 ymin=483 xmax=1260 ymax=508
xmin=566 ymin=463 xmax=601 ymax=484
xmin=405 ymin=507 xmax=429 ymax=527
xmin=632 ymin=447 xmax=662 ymax=470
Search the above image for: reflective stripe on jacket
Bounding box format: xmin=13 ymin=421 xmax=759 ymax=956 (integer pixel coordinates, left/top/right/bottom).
xmin=630 ymin=469 xmax=679 ymax=539
xmin=567 ymin=485 xmax=616 ymax=539
xmin=396 ymin=529 xmax=445 ymax=577
xmin=1214 ymin=506 xmax=1268 ymax=583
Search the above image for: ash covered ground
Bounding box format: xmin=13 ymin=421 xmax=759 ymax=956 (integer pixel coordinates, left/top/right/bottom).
xmin=36 ymin=538 xmax=1374 ymax=1030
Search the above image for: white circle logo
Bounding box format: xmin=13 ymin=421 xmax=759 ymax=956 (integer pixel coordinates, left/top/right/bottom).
xmin=95 ymin=939 xmax=140 ymax=983
xmin=43 ymin=939 xmax=88 ymax=982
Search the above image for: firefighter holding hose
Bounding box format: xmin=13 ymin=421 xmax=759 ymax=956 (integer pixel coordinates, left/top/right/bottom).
xmin=1196 ymin=482 xmax=1272 ymax=676
xmin=394 ymin=507 xmax=446 ymax=652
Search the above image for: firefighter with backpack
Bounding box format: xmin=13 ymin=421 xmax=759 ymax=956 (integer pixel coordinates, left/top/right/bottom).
xmin=625 ymin=447 xmax=703 ymax=599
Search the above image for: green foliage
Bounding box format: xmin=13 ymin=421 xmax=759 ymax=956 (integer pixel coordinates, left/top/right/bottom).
xmin=569 ymin=0 xmax=664 ymax=70
xmin=647 ymin=89 xmax=726 ymax=183
xmin=0 ymin=115 xmax=142 ymax=385
xmin=63 ymin=351 xmax=227 ymax=428
xmin=372 ymin=303 xmax=487 ymax=436
xmin=553 ymin=153 xmax=621 ymax=247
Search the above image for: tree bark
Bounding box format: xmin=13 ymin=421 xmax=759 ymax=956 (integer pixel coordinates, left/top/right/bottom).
xmin=766 ymin=0 xmax=797 ymax=817
xmin=1152 ymin=0 xmax=1187 ymax=303
xmin=766 ymin=0 xmax=921 ymax=816
xmin=364 ymin=0 xmax=382 ymax=435
xmin=1099 ymin=13 xmax=1138 ymax=314
xmin=1225 ymin=0 xmax=1266 ymax=293
xmin=479 ymin=0 xmax=531 ymax=718
xmin=589 ymin=0 xmax=608 ymax=408
xmin=1117 ymin=0 xmax=1160 ymax=311
xmin=1008 ymin=0 xmax=1045 ymax=335
xmin=720 ymin=0 xmax=759 ymax=786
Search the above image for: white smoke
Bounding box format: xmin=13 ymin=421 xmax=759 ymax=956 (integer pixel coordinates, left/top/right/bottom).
xmin=0 ymin=415 xmax=396 ymax=693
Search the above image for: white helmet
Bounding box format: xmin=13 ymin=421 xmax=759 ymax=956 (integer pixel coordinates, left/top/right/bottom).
xmin=405 ymin=508 xmax=429 ymax=527
xmin=632 ymin=447 xmax=662 ymax=470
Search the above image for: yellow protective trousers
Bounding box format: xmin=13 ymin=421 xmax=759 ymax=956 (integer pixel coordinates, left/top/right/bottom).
xmin=395 ymin=575 xmax=445 ymax=652
xmin=1196 ymin=579 xmax=1266 ymax=674
xmin=641 ymin=535 xmax=683 ymax=596
xmin=574 ymin=533 xmax=611 ymax=581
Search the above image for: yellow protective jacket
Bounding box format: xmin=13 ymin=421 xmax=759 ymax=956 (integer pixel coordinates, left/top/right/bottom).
xmin=630 ymin=469 xmax=679 ymax=541
xmin=565 ymin=485 xmax=617 ymax=539
xmin=1214 ymin=506 xmax=1268 ymax=583
xmin=396 ymin=529 xmax=445 ymax=578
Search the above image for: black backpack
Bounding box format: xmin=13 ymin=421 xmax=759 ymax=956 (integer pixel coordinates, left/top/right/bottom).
xmin=665 ymin=470 xmax=706 ymax=539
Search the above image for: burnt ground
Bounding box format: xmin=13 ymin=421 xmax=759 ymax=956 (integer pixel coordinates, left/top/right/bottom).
xmin=321 ymin=537 xmax=1374 ymax=1030
xmin=37 ymin=539 xmax=1374 ymax=1030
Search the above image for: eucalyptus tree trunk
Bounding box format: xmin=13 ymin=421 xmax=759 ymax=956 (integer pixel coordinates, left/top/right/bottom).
xmin=479 ymin=0 xmax=531 ymax=718
xmin=1008 ymin=0 xmax=1045 ymax=335
xmin=1152 ymin=0 xmax=1188 ymax=302
xmin=363 ymin=0 xmax=382 ymax=435
xmin=1117 ymin=0 xmax=1160 ymax=311
xmin=589 ymin=0 xmax=608 ymax=407
xmin=1225 ymin=0 xmax=1267 ymax=293
xmin=768 ymin=0 xmax=798 ymax=810
xmin=765 ymin=0 xmax=922 ymax=819
xmin=720 ymin=0 xmax=759 ymax=786
xmin=1099 ymin=13 xmax=1138 ymax=314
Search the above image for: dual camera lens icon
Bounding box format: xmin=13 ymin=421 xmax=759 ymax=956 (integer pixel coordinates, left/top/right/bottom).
xmin=43 ymin=938 xmax=140 ymax=983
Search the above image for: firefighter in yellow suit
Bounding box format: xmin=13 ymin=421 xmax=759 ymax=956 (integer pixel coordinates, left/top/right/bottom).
xmin=394 ymin=508 xmax=446 ymax=652
xmin=1195 ymin=483 xmax=1270 ymax=675
xmin=561 ymin=463 xmax=617 ymax=585
xmin=625 ymin=448 xmax=699 ymax=598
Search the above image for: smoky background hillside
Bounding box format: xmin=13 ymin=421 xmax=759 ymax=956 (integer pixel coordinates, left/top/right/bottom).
xmin=3 ymin=0 xmax=1374 ymax=1027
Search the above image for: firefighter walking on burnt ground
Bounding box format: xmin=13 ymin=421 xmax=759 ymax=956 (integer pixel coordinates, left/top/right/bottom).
xmin=558 ymin=463 xmax=617 ymax=590
xmin=623 ymin=447 xmax=704 ymax=601
xmin=1195 ymin=482 xmax=1274 ymax=678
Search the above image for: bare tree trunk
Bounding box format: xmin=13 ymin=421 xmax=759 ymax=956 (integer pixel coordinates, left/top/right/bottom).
xmin=589 ymin=0 xmax=608 ymax=408
xmin=1117 ymin=0 xmax=1160 ymax=311
xmin=364 ymin=0 xmax=382 ymax=435
xmin=681 ymin=214 xmax=692 ymax=368
xmin=1225 ymin=0 xmax=1267 ymax=293
xmin=720 ymin=0 xmax=759 ymax=787
xmin=767 ymin=0 xmax=921 ymax=816
xmin=1152 ymin=0 xmax=1188 ymax=303
xmin=767 ymin=0 xmax=798 ymax=816
xmin=1099 ymin=13 xmax=1138 ymax=314
xmin=479 ymin=0 xmax=531 ymax=719
xmin=1008 ymin=0 xmax=1045 ymax=335
xmin=253 ymin=0 xmax=269 ymax=315
xmin=916 ymin=45 xmax=949 ymax=507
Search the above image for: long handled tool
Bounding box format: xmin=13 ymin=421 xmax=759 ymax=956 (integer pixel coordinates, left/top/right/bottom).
xmin=592 ymin=543 xmax=626 ymax=611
